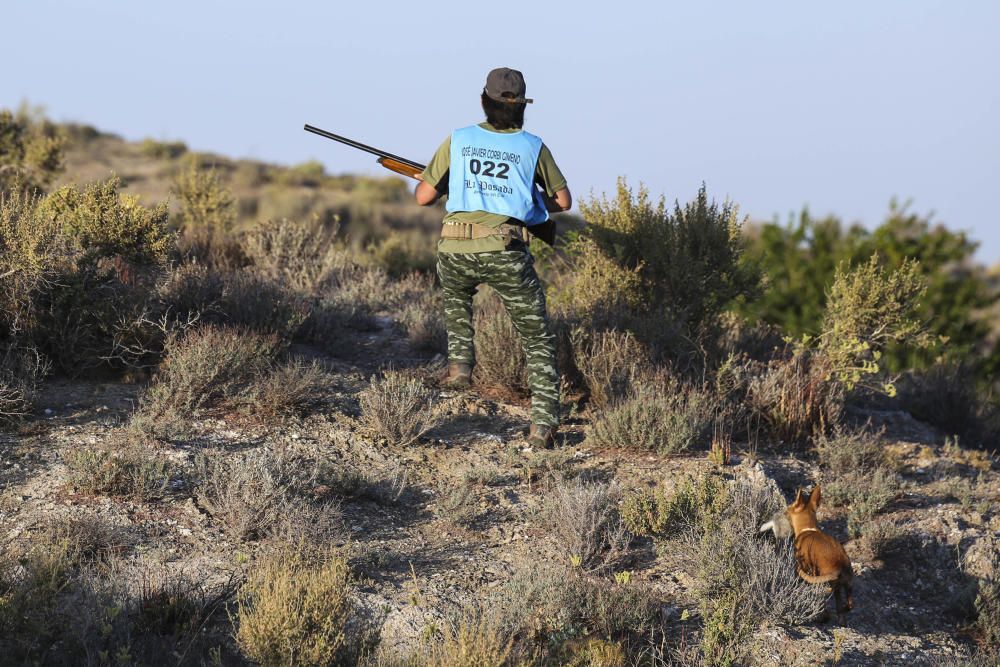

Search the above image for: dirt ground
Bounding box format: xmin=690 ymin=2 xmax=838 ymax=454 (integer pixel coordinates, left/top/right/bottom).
xmin=1 ymin=318 xmax=997 ymax=666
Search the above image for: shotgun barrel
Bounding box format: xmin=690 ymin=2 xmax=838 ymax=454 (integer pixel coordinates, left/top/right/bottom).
xmin=303 ymin=124 xmax=426 ymax=176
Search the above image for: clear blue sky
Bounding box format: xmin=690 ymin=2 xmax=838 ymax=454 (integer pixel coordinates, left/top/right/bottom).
xmin=4 ymin=1 xmax=998 ymax=261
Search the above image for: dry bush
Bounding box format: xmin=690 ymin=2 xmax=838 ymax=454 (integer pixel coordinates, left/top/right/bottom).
xmin=241 ymin=216 xmax=350 ymax=294
xmin=856 ymin=517 xmax=907 ymax=561
xmin=155 ymin=260 xmax=225 ymax=321
xmin=195 ymin=449 xmax=343 ymax=544
xmin=218 ymin=269 xmax=310 ymax=339
xmin=676 ymin=476 xmax=827 ymax=665
xmin=425 ymin=615 xmax=514 ymax=667
xmin=538 ymin=478 xmax=629 ymax=573
xmin=972 ymin=539 xmax=1000 ymax=653
xmin=571 ymin=328 xmax=648 ymax=410
xmin=235 ymin=545 xmax=355 ymax=666
xmin=367 ymin=233 xmax=436 ymax=278
xmin=359 ymin=370 xmax=437 ymax=447
xmin=140 ymin=325 xmax=281 ymax=418
xmin=395 ymin=273 xmax=447 ymax=353
xmin=472 ymin=290 xmax=528 ymax=396
xmin=245 ymin=358 xmax=327 ymax=417
xmin=898 ymin=361 xmax=1000 ymax=446
xmin=815 ymin=426 xmax=898 ymax=536
xmin=746 ymin=348 xmax=843 ymax=445
xmin=487 ymin=560 xmax=657 ymax=655
xmin=587 ymin=375 xmax=716 ymax=454
xmin=0 ymin=343 xmax=47 ymax=427
xmin=65 ymin=430 xmax=171 ymax=501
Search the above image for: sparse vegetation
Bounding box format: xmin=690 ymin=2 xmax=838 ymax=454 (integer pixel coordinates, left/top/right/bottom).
xmin=587 ymin=373 xmax=716 ymax=453
xmin=538 ymin=478 xmax=629 ymax=572
xmin=235 ymin=545 xmax=358 ymax=666
xmin=359 ymin=370 xmax=437 ymax=447
xmin=1 ymin=108 xmax=996 ymax=664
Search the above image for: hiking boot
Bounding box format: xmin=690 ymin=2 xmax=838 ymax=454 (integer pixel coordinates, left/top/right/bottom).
xmin=440 ymin=362 xmax=472 ymax=390
xmin=526 ymin=424 xmax=556 ymax=449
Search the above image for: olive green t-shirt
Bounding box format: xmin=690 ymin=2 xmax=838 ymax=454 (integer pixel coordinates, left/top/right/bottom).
xmin=422 ymin=122 xmax=567 ymax=253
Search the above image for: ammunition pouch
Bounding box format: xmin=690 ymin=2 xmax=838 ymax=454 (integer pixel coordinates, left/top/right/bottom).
xmin=441 ymin=221 xmax=527 ymax=248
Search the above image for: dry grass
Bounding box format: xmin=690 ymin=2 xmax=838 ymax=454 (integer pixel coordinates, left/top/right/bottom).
xmin=425 ymin=615 xmax=514 ymax=667
xmin=359 ymin=370 xmax=437 ymax=447
xmin=141 ymin=324 xmax=281 ymax=416
xmin=570 ymin=328 xmax=648 ymax=410
xmin=64 ymin=430 xmax=172 ymax=501
xmin=195 ymin=449 xmax=343 ymax=544
xmin=235 ymin=545 xmax=355 ymax=667
xmin=747 ymin=349 xmax=843 ymax=445
xmin=587 ymin=374 xmax=716 ymax=454
xmin=472 ymin=291 xmax=528 ymax=397
xmin=245 ymin=358 xmax=328 ymax=417
xmin=538 ymin=478 xmax=629 ymax=573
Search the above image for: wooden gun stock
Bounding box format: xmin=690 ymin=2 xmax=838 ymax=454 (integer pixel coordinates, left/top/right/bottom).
xmin=377 ymin=157 xmax=423 ymax=180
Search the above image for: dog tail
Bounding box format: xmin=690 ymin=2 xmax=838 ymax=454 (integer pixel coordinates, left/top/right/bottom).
xmin=797 ymin=568 xmax=841 ymax=585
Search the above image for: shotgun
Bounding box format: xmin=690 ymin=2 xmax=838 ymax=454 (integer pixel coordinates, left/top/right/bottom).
xmin=303 ymin=124 xmax=425 ymax=180
xmin=303 ymin=123 xmax=557 ymax=246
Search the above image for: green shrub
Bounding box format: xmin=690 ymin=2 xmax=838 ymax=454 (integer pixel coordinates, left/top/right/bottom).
xmin=171 ymin=158 xmax=235 ymax=234
xmin=6 ymin=178 xmax=174 ymax=374
xmin=235 ymin=545 xmax=355 ymax=666
xmin=359 ymin=370 xmax=437 ymax=447
xmin=587 ymin=375 xmax=715 ymax=453
xmin=740 ymin=203 xmax=996 ymax=379
xmin=559 ymin=180 xmax=759 ymax=350
xmin=139 ymin=138 xmax=187 ymax=160
xmin=817 ymin=253 xmax=930 ymax=393
xmin=622 ymin=473 xmax=729 ymax=540
xmin=0 ymin=108 xmax=63 ymax=194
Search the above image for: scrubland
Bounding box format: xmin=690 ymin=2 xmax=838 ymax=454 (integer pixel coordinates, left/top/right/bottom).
xmin=1 ymin=107 xmax=998 ymax=666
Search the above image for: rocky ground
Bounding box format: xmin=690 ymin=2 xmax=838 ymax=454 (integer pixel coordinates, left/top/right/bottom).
xmin=1 ymin=317 xmax=997 ymax=666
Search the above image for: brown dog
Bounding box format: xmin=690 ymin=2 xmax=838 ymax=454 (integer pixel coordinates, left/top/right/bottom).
xmin=760 ymin=485 xmax=854 ymax=614
xmin=787 ymin=486 xmax=854 ymax=614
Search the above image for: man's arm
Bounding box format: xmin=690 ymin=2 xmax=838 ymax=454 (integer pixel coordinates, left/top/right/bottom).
xmin=540 ymin=186 xmax=572 ymax=212
xmin=414 ymin=176 xmax=441 ymax=206
xmin=414 ymin=136 xmax=450 ymax=206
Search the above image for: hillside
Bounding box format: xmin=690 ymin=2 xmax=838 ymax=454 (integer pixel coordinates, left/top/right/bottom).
xmin=1 ymin=112 xmax=998 ymax=666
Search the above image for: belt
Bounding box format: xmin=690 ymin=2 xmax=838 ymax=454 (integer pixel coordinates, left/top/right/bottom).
xmin=441 ymin=221 xmax=526 ymax=243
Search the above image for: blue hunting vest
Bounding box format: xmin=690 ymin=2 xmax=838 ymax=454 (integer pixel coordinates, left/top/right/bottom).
xmin=446 ymin=125 xmax=549 ymax=225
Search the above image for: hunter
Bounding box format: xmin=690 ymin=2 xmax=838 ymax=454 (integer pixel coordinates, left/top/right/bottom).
xmin=414 ymin=67 xmax=572 ymax=449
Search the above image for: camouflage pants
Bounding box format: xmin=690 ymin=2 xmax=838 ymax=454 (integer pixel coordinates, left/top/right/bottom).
xmin=437 ymin=249 xmax=559 ymax=427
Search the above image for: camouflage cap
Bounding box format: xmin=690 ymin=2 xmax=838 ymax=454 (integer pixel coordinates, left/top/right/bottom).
xmin=484 ymin=67 xmax=534 ymax=104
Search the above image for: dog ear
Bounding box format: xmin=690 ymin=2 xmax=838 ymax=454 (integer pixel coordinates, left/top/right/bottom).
xmin=809 ymin=485 xmax=822 ymax=509
xmin=792 ymin=488 xmax=805 ymax=508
